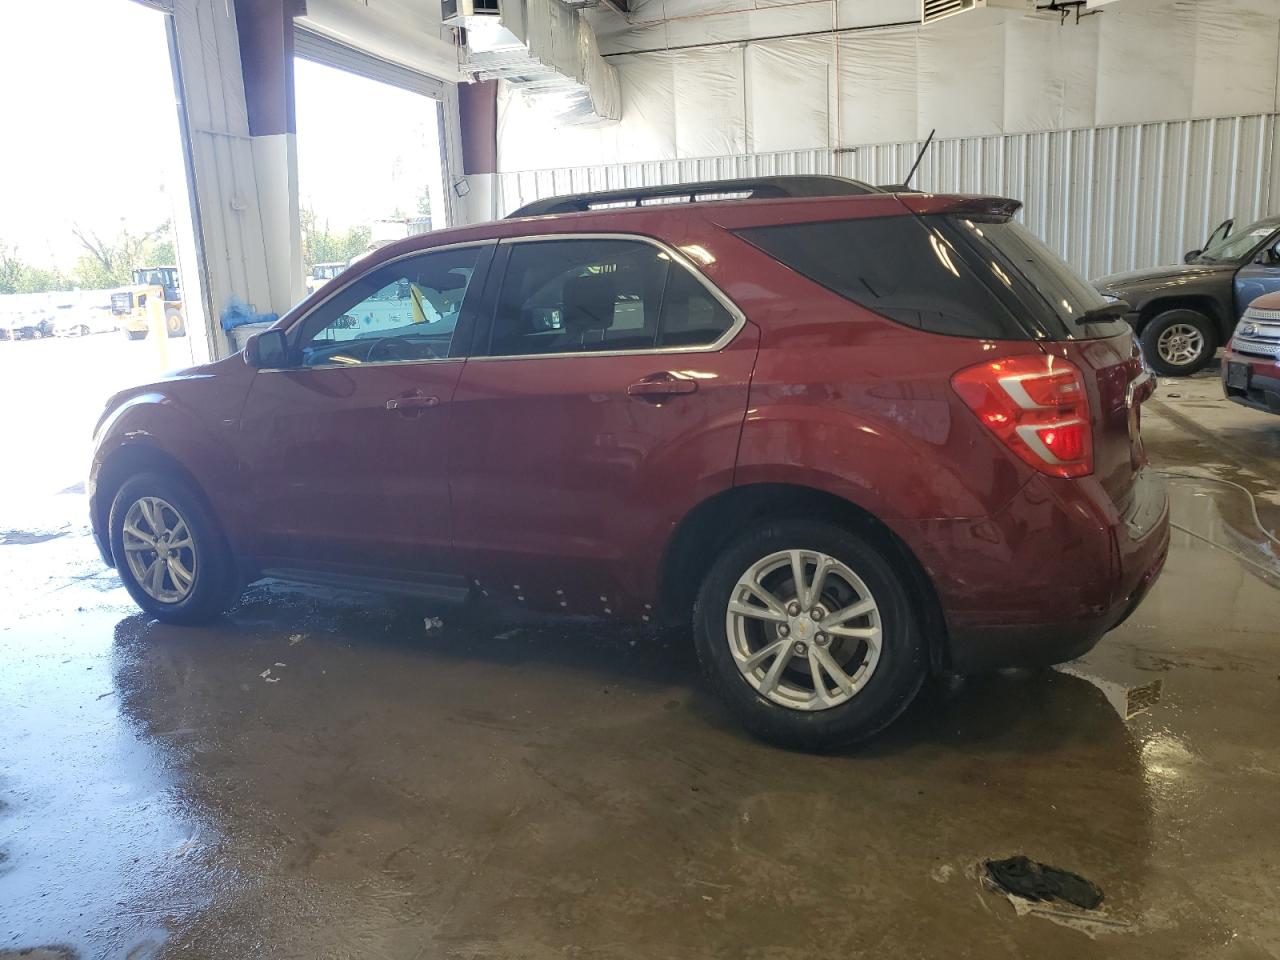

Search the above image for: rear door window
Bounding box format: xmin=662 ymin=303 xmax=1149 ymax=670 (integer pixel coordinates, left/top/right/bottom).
xmin=484 ymin=238 xmax=737 ymax=357
xmin=656 ymin=262 xmax=736 ymax=347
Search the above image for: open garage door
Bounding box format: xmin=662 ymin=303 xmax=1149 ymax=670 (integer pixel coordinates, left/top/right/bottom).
xmin=294 ymin=26 xmax=446 ymax=100
xmin=293 ymin=38 xmax=451 ymax=292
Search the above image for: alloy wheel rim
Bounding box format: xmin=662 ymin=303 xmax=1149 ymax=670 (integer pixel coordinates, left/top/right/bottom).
xmin=1156 ymin=323 xmax=1204 ymax=366
xmin=122 ymin=496 xmax=197 ymax=603
xmin=725 ymin=549 xmax=882 ymax=711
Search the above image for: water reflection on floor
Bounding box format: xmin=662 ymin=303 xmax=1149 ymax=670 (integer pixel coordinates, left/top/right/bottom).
xmin=1 ymin=476 xmax=1278 ymax=958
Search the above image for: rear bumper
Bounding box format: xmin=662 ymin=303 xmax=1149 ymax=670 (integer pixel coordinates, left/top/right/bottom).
xmin=944 ymin=526 xmax=1168 ymax=672
xmin=895 ymin=468 xmax=1170 ymax=673
xmin=1221 ymin=349 xmax=1280 ymax=415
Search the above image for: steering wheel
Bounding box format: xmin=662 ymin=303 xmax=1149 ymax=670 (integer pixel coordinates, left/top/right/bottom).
xmin=366 ymin=336 xmax=413 ymax=363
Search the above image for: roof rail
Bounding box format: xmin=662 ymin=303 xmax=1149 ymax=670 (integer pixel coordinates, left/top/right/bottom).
xmin=505 ymin=175 xmax=883 ymax=218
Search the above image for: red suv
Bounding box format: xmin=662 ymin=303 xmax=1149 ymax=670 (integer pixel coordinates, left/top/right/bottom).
xmin=89 ymin=177 xmax=1169 ymax=748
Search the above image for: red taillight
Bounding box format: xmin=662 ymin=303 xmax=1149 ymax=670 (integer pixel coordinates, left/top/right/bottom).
xmin=951 ymin=354 xmax=1093 ymax=479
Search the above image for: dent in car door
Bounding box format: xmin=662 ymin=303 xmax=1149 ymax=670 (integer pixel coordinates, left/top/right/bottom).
xmin=448 ymin=236 xmax=759 ymax=615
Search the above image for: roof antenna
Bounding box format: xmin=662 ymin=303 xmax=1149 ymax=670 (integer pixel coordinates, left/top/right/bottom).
xmin=903 ymin=129 xmax=936 ymax=189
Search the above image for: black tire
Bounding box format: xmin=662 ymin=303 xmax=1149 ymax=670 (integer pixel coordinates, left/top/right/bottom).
xmin=109 ymin=472 xmax=240 ymax=624
xmin=125 ymin=329 xmax=147 ymax=341
xmin=693 ymin=519 xmax=927 ymax=751
xmin=1140 ymin=309 xmax=1217 ymax=376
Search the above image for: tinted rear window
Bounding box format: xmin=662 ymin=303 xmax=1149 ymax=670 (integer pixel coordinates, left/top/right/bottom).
xmin=737 ymin=215 xmax=1124 ymax=340
xmin=952 ymin=217 xmax=1126 ymax=339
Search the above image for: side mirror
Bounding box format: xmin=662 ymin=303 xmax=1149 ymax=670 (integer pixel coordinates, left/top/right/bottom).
xmin=1183 ymin=250 xmax=1201 ymax=263
xmin=244 ymin=329 xmax=289 ymax=368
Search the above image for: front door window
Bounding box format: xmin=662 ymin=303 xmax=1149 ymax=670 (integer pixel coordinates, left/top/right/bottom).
xmin=297 ymin=246 xmax=483 ymax=366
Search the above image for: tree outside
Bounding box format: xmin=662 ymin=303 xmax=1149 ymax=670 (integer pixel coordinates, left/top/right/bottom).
xmin=300 ymin=206 xmax=371 ymax=271
xmin=0 ymin=222 xmax=177 ymax=295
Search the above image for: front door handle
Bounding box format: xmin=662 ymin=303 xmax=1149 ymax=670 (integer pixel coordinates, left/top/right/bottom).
xmin=627 ymin=374 xmax=699 ymax=402
xmin=386 ymin=393 xmax=440 ymax=411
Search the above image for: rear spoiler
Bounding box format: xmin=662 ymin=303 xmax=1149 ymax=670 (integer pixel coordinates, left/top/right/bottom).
xmin=899 ymin=195 xmax=1023 ymax=221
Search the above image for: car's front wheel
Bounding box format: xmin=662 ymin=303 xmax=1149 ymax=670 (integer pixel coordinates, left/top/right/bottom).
xmin=1141 ymin=309 xmax=1217 ymax=376
xmin=693 ymin=519 xmax=927 ymax=750
xmin=109 ymin=472 xmax=240 ymax=624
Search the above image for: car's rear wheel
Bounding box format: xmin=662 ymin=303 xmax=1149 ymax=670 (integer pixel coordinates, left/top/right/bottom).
xmin=693 ymin=519 xmax=927 ymax=750
xmin=109 ymin=472 xmax=240 ymax=624
xmin=1141 ymin=309 xmax=1217 ymax=376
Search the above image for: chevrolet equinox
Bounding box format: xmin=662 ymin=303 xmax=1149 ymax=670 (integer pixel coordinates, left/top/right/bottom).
xmin=89 ymin=177 xmax=1170 ymax=748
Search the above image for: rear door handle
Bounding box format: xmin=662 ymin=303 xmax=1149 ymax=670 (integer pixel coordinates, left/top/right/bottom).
xmin=386 ymin=393 xmax=440 ymax=411
xmin=627 ymin=374 xmax=699 ymax=401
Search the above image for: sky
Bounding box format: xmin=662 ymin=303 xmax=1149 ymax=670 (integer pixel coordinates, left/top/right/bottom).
xmin=294 ymin=59 xmax=445 ymax=235
xmin=0 ymin=1 xmax=178 ymax=267
xmin=0 ymin=0 xmax=445 ymax=270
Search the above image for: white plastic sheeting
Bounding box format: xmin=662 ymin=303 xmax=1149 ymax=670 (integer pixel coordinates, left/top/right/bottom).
xmin=496 ymin=113 xmax=1280 ymax=281
xmin=498 ymin=0 xmax=1280 ymax=170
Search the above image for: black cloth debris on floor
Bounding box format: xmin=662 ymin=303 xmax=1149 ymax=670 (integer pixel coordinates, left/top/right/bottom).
xmin=984 ymin=856 xmax=1104 ymax=910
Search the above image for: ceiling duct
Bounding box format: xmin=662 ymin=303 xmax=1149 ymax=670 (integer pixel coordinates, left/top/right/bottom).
xmin=452 ymin=0 xmax=621 ymax=124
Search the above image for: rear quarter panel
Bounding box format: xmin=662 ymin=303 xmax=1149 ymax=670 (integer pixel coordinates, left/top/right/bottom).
xmin=679 ymin=211 xmax=1041 ymax=522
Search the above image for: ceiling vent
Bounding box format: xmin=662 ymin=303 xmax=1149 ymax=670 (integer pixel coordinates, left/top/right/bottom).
xmin=921 ymin=0 xmax=1033 ymax=22
xmin=442 ymin=0 xmax=503 ymax=30
xmin=922 ymin=0 xmax=974 ymax=21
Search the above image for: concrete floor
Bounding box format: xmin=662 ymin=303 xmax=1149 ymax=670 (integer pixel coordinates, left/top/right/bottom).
xmin=1 ymin=337 xmax=1278 ymax=959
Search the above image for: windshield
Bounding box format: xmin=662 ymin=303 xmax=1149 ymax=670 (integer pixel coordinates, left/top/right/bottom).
xmin=1197 ymin=221 xmax=1278 ymax=262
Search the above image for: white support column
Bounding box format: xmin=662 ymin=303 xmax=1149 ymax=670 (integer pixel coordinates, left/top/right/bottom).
xmin=169 ymin=0 xmax=304 ymax=359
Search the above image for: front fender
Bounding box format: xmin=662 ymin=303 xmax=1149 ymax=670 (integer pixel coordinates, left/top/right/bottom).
xmin=90 ymin=378 xmax=250 ymax=556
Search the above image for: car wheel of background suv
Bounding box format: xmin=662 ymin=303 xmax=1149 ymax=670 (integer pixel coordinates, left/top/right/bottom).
xmin=108 ymin=472 xmax=240 ymax=624
xmin=693 ymin=519 xmax=927 ymax=750
xmin=1141 ymin=308 xmax=1217 ymax=376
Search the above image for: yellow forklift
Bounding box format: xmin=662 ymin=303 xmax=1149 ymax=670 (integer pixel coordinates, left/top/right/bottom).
xmin=112 ymin=265 xmax=185 ymax=340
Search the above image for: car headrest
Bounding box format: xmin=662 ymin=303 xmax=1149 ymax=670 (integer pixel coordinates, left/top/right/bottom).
xmin=562 ymin=274 xmax=616 ymax=333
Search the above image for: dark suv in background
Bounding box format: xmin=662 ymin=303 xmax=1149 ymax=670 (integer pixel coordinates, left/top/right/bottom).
xmin=89 ymin=177 xmax=1168 ymax=749
xmin=1094 ymin=215 xmax=1280 ymax=376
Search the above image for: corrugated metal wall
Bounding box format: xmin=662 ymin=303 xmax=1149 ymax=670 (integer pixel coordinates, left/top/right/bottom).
xmin=497 ymin=113 xmax=1280 ymax=280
